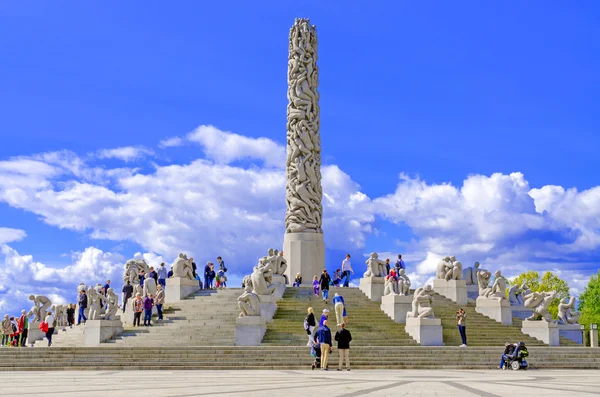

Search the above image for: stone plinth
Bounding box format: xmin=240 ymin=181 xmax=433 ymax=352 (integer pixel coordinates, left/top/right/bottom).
xmin=258 ymin=294 xmax=277 ymax=323
xmin=521 ymin=320 xmax=559 ymax=346
xmin=83 ymin=319 xmax=124 ymax=346
xmin=475 ymin=297 xmax=512 ymax=325
xmin=27 ymin=323 xmax=46 ymax=347
xmin=591 ymin=326 xmax=599 ymax=348
xmin=404 ymin=317 xmax=443 ymax=346
xmin=283 ymin=232 xmax=325 ymax=287
xmin=165 ymin=277 xmax=200 ymax=303
xmin=433 ymin=279 xmax=467 ymax=305
xmin=359 ymin=277 xmax=385 ymax=302
xmin=466 ymin=285 xmax=479 ymax=301
xmin=380 ymin=294 xmax=413 ymax=323
xmin=510 ymin=306 xmax=535 ymax=320
xmin=271 ymin=274 xmax=287 ymax=301
xmin=558 ymin=324 xmax=584 ymax=344
xmin=234 ymin=316 xmax=266 ymax=346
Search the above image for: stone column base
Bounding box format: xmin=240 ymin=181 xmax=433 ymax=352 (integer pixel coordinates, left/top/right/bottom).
xmin=83 ymin=319 xmax=124 ymax=346
xmin=271 ymin=275 xmax=287 ymax=301
xmin=475 ymin=297 xmax=512 ymax=325
xmin=521 ymin=320 xmax=559 ymax=346
xmin=433 ymin=279 xmax=467 ymax=305
xmin=590 ymin=327 xmax=599 ymax=348
xmin=404 ymin=317 xmax=443 ymax=346
xmin=380 ymin=294 xmax=413 ymax=323
xmin=165 ymin=277 xmax=201 ymax=303
xmin=283 ymin=232 xmax=325 ymax=287
xmin=359 ymin=277 xmax=385 ymax=302
xmin=27 ymin=323 xmax=46 ymax=347
xmin=234 ymin=316 xmax=266 ymax=346
xmin=558 ymin=324 xmax=584 ymax=344
xmin=258 ymin=294 xmax=277 ymax=323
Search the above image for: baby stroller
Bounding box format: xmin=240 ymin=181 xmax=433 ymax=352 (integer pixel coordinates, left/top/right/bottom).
xmin=504 ymin=342 xmax=529 ymax=370
xmin=311 ymin=344 xmax=322 ymax=370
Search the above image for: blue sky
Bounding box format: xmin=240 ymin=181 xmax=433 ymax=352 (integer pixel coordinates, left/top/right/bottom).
xmin=1 ymin=1 xmax=599 ymax=312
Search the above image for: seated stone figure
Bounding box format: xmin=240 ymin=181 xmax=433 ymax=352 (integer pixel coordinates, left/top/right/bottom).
xmin=172 ymin=253 xmax=195 ymax=280
xmin=28 ymin=295 xmax=52 ymax=323
xmin=250 ymin=264 xmax=277 ymax=296
xmin=397 ymin=268 xmax=411 ymax=296
xmin=446 ymin=259 xmax=463 ymax=281
xmin=407 ymin=285 xmax=435 ymax=319
xmin=485 ymin=270 xmax=507 ymax=301
xmin=274 ymin=249 xmax=287 ymax=276
xmin=383 ymin=274 xmax=399 ymax=296
xmin=558 ymin=296 xmax=581 ymax=325
xmin=104 ymin=288 xmax=119 ymax=321
xmin=363 ymin=252 xmax=386 ymax=278
xmin=436 ymin=257 xmax=452 ymax=279
xmin=123 ymin=259 xmax=150 ymax=291
xmin=237 ymin=280 xmax=261 ymax=317
xmin=508 ymin=282 xmax=529 ymax=306
xmin=87 ymin=286 xmax=102 ymax=320
xmin=477 ymin=270 xmax=492 ymax=297
xmin=462 ymin=262 xmax=482 ymax=285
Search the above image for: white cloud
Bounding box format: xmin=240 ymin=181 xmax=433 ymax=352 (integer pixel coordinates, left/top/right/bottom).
xmin=97 ymin=146 xmax=154 ymax=162
xmin=187 ymin=125 xmax=285 ymax=168
xmin=158 ymin=137 xmax=185 ymax=148
xmin=0 ymin=228 xmax=26 ymax=245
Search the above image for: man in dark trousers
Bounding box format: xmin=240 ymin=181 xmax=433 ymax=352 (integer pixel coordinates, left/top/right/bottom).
xmin=335 ymin=322 xmax=353 ymax=371
xmin=319 ymin=269 xmax=331 ymax=303
xmin=122 ymin=280 xmax=134 ymax=313
xmin=315 ymin=319 xmax=332 ymax=371
xmin=77 ymin=289 xmax=88 ymax=325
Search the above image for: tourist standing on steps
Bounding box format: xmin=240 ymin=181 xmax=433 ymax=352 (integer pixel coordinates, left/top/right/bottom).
xmin=66 ymin=304 xmax=75 ymax=327
xmin=143 ymin=294 xmax=154 ymax=326
xmin=122 ymin=280 xmax=134 ymax=313
xmin=394 ymin=254 xmax=405 ymax=275
xmin=456 ymin=308 xmax=467 ymax=347
xmin=190 ymin=258 xmax=197 ymax=278
xmin=341 ymin=254 xmax=353 ymax=288
xmin=304 ymin=307 xmax=316 ymax=347
xmin=332 ymin=293 xmax=346 ymax=326
xmin=167 ymin=266 xmax=174 ymax=279
xmin=149 ymin=267 xmax=158 ymax=285
xmin=319 ymin=269 xmax=331 ymax=303
xmin=1 ymin=315 xmax=11 ymax=346
xmin=139 ymin=270 xmax=146 ymax=288
xmin=217 ymin=256 xmax=227 ymax=287
xmin=335 ymin=322 xmax=352 ymax=371
xmin=18 ymin=310 xmax=28 ymax=347
xmin=157 ymin=263 xmax=167 ymax=289
xmin=155 ymin=285 xmax=165 ymax=321
xmin=204 ymin=262 xmax=211 ymax=290
xmin=316 ymin=319 xmax=332 ymax=371
xmin=77 ymin=289 xmax=88 ymax=325
xmin=103 ymin=280 xmax=111 ymax=297
xmin=132 ymin=293 xmax=143 ymax=327
xmin=44 ymin=311 xmax=55 ymax=347
xmin=385 ymin=259 xmax=391 ymax=276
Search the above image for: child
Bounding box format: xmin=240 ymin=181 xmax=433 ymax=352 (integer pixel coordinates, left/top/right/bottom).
xmin=312 ymin=275 xmax=319 ymax=296
xmin=215 ymin=273 xmax=221 ymax=289
xmin=332 ymin=269 xmax=342 ymax=287
xmin=293 ymin=273 xmax=303 ymax=287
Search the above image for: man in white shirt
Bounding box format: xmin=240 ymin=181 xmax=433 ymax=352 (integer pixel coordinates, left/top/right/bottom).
xmin=44 ymin=311 xmax=55 ymax=347
xmin=341 ymin=254 xmax=353 ymax=288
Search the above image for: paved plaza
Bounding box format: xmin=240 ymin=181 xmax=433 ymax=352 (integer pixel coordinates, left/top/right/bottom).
xmin=2 ymin=370 xmax=599 ymax=396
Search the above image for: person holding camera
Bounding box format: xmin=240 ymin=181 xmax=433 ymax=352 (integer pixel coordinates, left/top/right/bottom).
xmin=456 ymin=308 xmax=467 ymax=347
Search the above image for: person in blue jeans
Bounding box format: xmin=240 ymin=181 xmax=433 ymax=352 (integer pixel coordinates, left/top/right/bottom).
xmin=143 ymin=294 xmax=154 ymax=326
xmin=456 ymin=308 xmax=467 ymax=347
xmin=319 ymin=270 xmax=331 ymax=303
xmin=157 ymin=263 xmax=168 ymax=289
xmin=77 ymin=290 xmax=88 ymax=325
xmin=204 ymin=262 xmax=211 ymax=290
xmin=341 ymin=255 xmax=353 ymax=288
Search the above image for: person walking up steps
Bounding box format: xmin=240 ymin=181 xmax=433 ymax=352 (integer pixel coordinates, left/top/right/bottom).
xmin=44 ymin=311 xmax=55 ymax=347
xmin=319 ymin=269 xmax=331 ymax=303
xmin=304 ymin=307 xmax=316 ymax=347
xmin=312 ymin=275 xmax=319 ymax=297
xmin=335 ymin=322 xmax=352 ymax=371
xmin=333 ymin=293 xmax=346 ymax=326
xmin=342 ymin=254 xmax=353 ymax=288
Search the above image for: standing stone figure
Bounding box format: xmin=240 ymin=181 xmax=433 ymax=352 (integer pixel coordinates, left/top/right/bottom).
xmin=27 ymin=295 xmax=52 ymax=323
xmin=104 ymin=288 xmax=119 ymax=321
xmin=285 ymin=18 xmax=322 ymax=234
xmin=557 ymin=296 xmax=581 ymax=325
xmin=436 ymin=256 xmax=462 ymax=280
xmin=237 ymin=281 xmax=261 ymax=317
xmin=407 ymin=285 xmax=435 ymax=319
xmin=87 ymin=286 xmax=102 ymax=320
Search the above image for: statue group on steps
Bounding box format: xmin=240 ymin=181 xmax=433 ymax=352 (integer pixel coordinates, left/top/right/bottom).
xmin=383 ymin=268 xmax=411 ymax=296
xmin=436 ymin=256 xmax=463 ymax=281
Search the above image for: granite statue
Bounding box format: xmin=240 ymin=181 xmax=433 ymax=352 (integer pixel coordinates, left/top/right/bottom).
xmin=383 ymin=274 xmax=399 ymax=296
xmin=250 ymin=264 xmax=277 ymax=295
xmin=237 ymin=280 xmax=261 ymax=317
xmin=27 ymin=295 xmax=52 ymax=323
xmin=477 ymin=270 xmax=492 ymax=297
xmin=462 ymin=262 xmax=483 ymax=285
xmin=123 ymin=259 xmax=150 ymax=292
xmin=524 ymin=290 xmax=557 ymax=322
xmin=363 ymin=252 xmax=386 ymax=278
xmin=407 ymin=285 xmax=435 ymax=319
xmin=397 ymin=268 xmax=411 ymax=296
xmin=87 ymin=286 xmax=103 ymax=320
xmin=508 ymin=283 xmax=529 ymax=306
xmin=104 ymin=288 xmax=119 ymax=321
xmin=484 ymin=271 xmax=508 ymax=301
xmin=557 ymin=296 xmax=581 ymax=325
xmin=436 ymin=256 xmax=463 ymax=280
xmin=172 ymin=253 xmax=195 ymax=280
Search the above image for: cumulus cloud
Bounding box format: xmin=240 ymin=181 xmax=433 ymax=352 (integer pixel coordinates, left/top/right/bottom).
xmin=158 ymin=137 xmax=185 ymax=148
xmin=97 ymin=146 xmax=154 ymax=162
xmin=187 ymin=125 xmax=285 ymax=168
xmin=0 ymin=228 xmax=26 ymax=245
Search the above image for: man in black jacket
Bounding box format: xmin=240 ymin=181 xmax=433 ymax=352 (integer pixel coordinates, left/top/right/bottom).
xmin=319 ymin=270 xmax=331 ymax=303
xmin=334 ymin=322 xmax=352 ymax=371
xmin=77 ymin=290 xmax=88 ymax=325
xmin=122 ymin=281 xmax=134 ymax=313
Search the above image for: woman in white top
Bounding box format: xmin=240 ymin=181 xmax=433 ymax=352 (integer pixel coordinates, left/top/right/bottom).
xmin=44 ymin=312 xmax=55 ymax=347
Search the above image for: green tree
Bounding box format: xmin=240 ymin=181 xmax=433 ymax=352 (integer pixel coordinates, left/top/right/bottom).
xmin=578 ymin=270 xmax=600 ymax=329
xmin=511 ymin=271 xmax=570 ymax=317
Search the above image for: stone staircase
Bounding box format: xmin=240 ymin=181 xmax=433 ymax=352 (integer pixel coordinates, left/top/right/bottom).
xmin=262 ymin=287 xmax=417 ymax=346
xmin=33 ymin=325 xmax=84 ymax=347
xmin=106 ymin=288 xmax=240 ymax=346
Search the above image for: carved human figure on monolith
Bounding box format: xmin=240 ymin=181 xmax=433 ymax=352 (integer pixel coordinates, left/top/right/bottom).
xmin=557 ymin=296 xmax=581 ymax=325
xmin=508 ymin=284 xmax=524 ymax=305
xmin=397 ymin=268 xmax=411 ymax=296
xmin=27 ymin=295 xmax=52 ymax=323
xmin=237 ymin=282 xmax=261 ymax=317
xmin=104 ymin=288 xmax=119 ymax=321
xmin=407 ymin=285 xmax=435 ymax=319
xmin=436 ymin=257 xmax=452 ymax=279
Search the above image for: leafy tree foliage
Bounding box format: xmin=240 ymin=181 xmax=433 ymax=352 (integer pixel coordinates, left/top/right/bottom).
xmin=578 ymin=270 xmax=600 ymax=329
xmin=511 ymin=271 xmax=569 ymax=318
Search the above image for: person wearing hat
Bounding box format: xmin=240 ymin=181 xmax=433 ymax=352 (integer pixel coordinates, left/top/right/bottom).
xmin=319 ymin=309 xmax=329 ymax=327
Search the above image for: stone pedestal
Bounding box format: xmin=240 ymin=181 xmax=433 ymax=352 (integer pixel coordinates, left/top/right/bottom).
xmin=521 ymin=320 xmax=559 ymax=346
xmin=475 ymin=297 xmax=512 ymax=325
xmin=380 ymin=294 xmax=413 ymax=323
xmin=466 ymin=285 xmax=479 ymax=302
xmin=558 ymin=324 xmax=584 ymax=344
xmin=404 ymin=317 xmax=443 ymax=346
xmin=510 ymin=306 xmax=535 ymax=320
xmin=258 ymin=294 xmax=277 ymax=323
xmin=433 ymin=279 xmax=467 ymax=305
xmin=590 ymin=326 xmax=599 ymax=348
xmin=165 ymin=277 xmax=200 ymax=303
xmin=270 ymin=274 xmax=287 ymax=301
xmin=283 ymin=232 xmax=325 ymax=287
xmin=359 ymin=277 xmax=385 ymax=302
xmin=234 ymin=316 xmax=266 ymax=346
xmin=83 ymin=319 xmax=124 ymax=346
xmin=27 ymin=323 xmax=46 ymax=347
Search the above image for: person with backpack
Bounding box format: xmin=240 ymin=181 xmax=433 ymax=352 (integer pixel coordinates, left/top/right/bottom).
xmin=44 ymin=311 xmax=55 ymax=347
xmin=394 ymin=254 xmax=406 ymax=275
